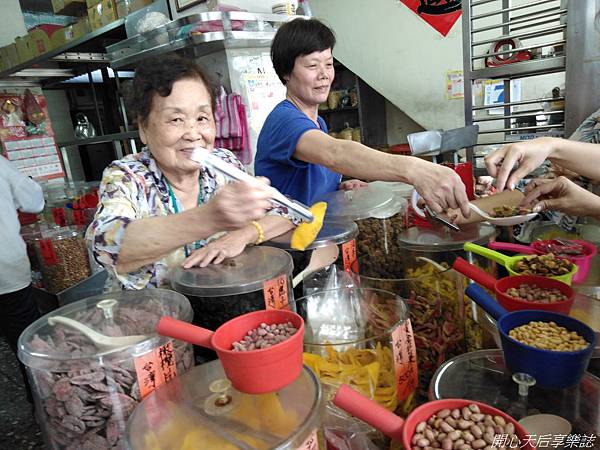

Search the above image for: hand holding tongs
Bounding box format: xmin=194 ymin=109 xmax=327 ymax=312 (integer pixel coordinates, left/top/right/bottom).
xmin=190 ymin=149 xmax=314 ymax=223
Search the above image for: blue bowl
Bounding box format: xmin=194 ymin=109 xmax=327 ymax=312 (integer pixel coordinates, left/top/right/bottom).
xmin=465 ymin=283 xmax=597 ymax=390
xmin=498 ymin=310 xmax=597 ymax=389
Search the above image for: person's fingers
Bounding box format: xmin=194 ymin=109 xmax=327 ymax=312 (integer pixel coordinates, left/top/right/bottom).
xmin=532 ymin=197 xmax=564 ymax=213
xmin=426 ymin=198 xmax=444 ymax=214
xmin=182 ymin=251 xmax=205 ymax=269
xmin=453 ymin=184 xmax=471 ymax=218
xmin=255 ymin=176 xmax=271 ymax=186
xmin=494 ymin=151 xmax=521 ymax=192
xmin=198 ymin=248 xmax=222 ymax=267
xmin=521 ymin=179 xmax=560 ymax=208
xmin=484 ymin=149 xmax=506 ymax=178
xmin=213 ymin=251 xmax=228 ymax=265
xmin=505 ymin=163 xmax=536 ymax=192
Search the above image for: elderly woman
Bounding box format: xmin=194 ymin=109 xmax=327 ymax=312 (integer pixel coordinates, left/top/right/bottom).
xmin=255 ymin=18 xmax=470 ymax=217
xmin=87 ymin=55 xmax=294 ymax=290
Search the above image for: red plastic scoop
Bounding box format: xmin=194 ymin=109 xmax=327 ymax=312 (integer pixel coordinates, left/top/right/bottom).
xmin=453 ymin=257 xmax=574 ymax=314
xmin=157 ymin=309 xmax=304 ymax=394
xmin=333 ymin=384 xmax=534 ymax=450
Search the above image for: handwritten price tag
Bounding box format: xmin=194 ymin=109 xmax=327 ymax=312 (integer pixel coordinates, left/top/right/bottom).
xmin=134 ymin=342 xmax=178 ymax=400
xmin=263 ymin=274 xmax=290 ymax=310
xmin=342 ymin=239 xmax=359 ymax=273
xmin=295 ymin=428 xmax=319 ymax=450
xmin=391 ymin=319 xmax=419 ymax=401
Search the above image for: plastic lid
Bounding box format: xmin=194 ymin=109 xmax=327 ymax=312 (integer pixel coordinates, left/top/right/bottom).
xmin=125 ymin=361 xmax=321 ymax=450
xmin=399 ymin=223 xmax=497 ymax=251
xmin=170 ymin=246 xmax=293 ymax=297
xmin=429 ymin=349 xmax=600 ymax=433
xmin=17 ymin=289 xmax=192 ymax=369
xmin=315 ymin=183 xmax=401 ymax=220
xmin=264 ymin=219 xmax=358 ymax=251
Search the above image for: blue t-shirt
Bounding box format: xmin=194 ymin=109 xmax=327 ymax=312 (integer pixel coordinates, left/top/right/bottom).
xmin=255 ymin=100 xmax=342 ymax=205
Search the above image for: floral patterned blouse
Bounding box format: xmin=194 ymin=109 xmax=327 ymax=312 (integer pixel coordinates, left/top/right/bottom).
xmin=86 ymin=147 xmax=293 ymax=291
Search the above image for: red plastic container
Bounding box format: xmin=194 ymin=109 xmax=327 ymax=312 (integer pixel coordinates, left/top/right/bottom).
xmin=453 ymin=257 xmax=575 ymax=314
xmin=333 ymin=384 xmax=535 ymax=450
xmin=156 ymin=309 xmax=304 ymax=394
xmin=489 ymin=240 xmax=597 ymax=284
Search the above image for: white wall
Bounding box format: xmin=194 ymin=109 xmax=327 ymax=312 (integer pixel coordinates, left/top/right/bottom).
xmin=386 ymin=100 xmax=424 ymax=145
xmin=44 ymin=90 xmax=85 ymax=181
xmin=311 ymin=0 xmax=465 ymax=131
xmin=0 ymin=0 xmax=26 ymax=46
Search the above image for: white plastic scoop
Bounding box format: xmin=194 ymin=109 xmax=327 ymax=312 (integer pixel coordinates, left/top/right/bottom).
xmin=292 ymin=244 xmax=340 ymax=288
xmin=468 ymin=202 xmax=538 ymax=226
xmin=47 ymin=316 xmax=148 ymax=348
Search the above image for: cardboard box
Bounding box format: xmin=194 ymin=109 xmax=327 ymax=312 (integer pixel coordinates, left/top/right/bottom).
xmin=51 ymin=18 xmax=91 ymax=48
xmin=88 ymin=0 xmax=118 ymax=31
xmin=116 ymin=0 xmax=153 ymax=18
xmin=0 ymin=44 xmax=19 ymax=70
xmin=28 ymin=29 xmax=52 ymax=57
xmin=15 ymin=36 xmax=35 ymax=64
xmin=52 ymin=0 xmax=87 ymax=15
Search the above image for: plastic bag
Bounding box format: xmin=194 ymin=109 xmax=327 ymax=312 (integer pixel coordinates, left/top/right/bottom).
xmin=322 ymin=402 xmax=383 ymax=450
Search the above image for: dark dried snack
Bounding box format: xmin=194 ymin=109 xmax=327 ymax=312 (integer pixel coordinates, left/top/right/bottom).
xmin=491 ymin=205 xmax=533 ymax=218
xmin=513 ymin=253 xmax=573 ymax=276
xmin=505 ymin=284 xmax=568 ymax=303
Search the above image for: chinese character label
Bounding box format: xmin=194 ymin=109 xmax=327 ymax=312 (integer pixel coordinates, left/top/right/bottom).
xmin=342 ymin=239 xmax=359 ymax=273
xmin=295 ymin=429 xmax=319 ymax=450
xmin=134 ymin=342 xmax=178 ymax=399
xmin=391 ymin=319 xmax=419 ymax=401
xmin=263 ymin=274 xmax=289 ymax=310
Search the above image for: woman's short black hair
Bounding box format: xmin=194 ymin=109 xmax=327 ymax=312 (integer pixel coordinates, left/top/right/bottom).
xmin=128 ymin=54 xmax=217 ymax=127
xmin=271 ymin=18 xmax=336 ymax=85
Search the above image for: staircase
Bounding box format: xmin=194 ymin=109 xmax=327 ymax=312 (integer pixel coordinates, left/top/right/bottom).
xmin=311 ymin=0 xmax=465 ymax=131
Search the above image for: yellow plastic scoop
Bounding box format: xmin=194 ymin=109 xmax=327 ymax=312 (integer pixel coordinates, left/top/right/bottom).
xmin=290 ymin=202 xmax=327 ymax=251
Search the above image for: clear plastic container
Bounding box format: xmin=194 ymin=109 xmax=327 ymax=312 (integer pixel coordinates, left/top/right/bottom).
xmin=125 ymin=360 xmax=321 ymax=450
xmin=18 ymin=289 xmax=194 ymax=450
xmin=355 ymin=257 xmax=466 ymax=406
xmin=21 ymin=222 xmax=58 ymax=288
xmin=396 ymin=224 xmax=498 ymax=352
xmin=314 ymin=183 xmax=410 ymax=280
xmin=34 ymin=226 xmax=91 ymax=294
xmin=170 ymin=246 xmax=294 ymax=331
xmin=263 ymin=219 xmax=358 ymax=297
xmin=429 ymin=349 xmax=600 ymax=439
xmin=292 ymin=287 xmax=416 ymax=415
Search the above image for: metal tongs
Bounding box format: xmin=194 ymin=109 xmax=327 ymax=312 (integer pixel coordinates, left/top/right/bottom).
xmin=190 ymin=149 xmax=314 ymax=223
xmin=425 ymin=205 xmax=460 ymax=231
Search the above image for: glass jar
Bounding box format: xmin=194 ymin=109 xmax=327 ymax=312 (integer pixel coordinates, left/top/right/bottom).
xmin=170 ymin=246 xmax=294 ymax=331
xmin=429 ymin=349 xmax=600 ymax=439
xmin=18 ymin=289 xmax=194 ymax=450
xmin=293 ymin=287 xmax=416 ymax=415
xmin=34 ymin=226 xmax=91 ymax=294
xmin=125 ymin=360 xmax=321 ymax=450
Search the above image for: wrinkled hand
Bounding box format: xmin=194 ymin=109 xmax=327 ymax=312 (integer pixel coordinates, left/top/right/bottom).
xmin=410 ymin=159 xmax=470 ymax=217
xmin=485 ymin=138 xmax=555 ymax=191
xmin=205 ymin=178 xmax=272 ymax=231
xmin=183 ymin=231 xmax=249 ymax=268
xmin=521 ymin=176 xmax=600 ymax=217
xmin=339 ymin=179 xmax=368 ymax=191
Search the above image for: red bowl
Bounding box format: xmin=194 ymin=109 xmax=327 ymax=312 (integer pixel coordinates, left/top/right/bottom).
xmin=495 ymin=275 xmax=574 ymax=314
xmin=403 ymin=399 xmax=535 ymax=450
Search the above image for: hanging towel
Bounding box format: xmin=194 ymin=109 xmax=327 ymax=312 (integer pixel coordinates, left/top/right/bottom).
xmin=214 ymin=86 xmax=252 ymax=165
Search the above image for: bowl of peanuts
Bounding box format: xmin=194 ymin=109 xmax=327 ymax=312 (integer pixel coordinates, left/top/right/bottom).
xmin=466 ymin=283 xmax=597 ymax=389
xmin=333 ymin=384 xmax=534 ymax=450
